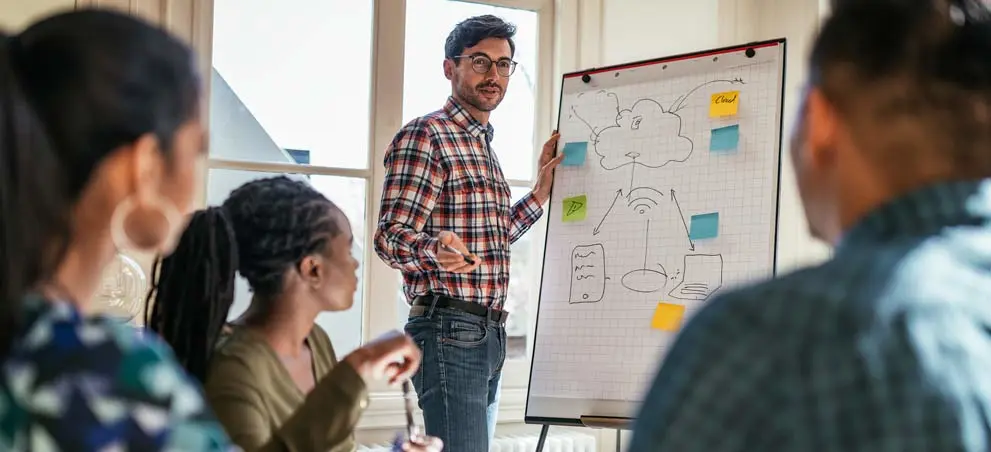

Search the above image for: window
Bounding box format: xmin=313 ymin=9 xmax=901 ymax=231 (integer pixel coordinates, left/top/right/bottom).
xmin=208 ymin=0 xmax=375 ymax=355
xmin=397 ymin=1 xmax=541 ymax=360
xmin=211 ymin=0 xmax=373 ymax=169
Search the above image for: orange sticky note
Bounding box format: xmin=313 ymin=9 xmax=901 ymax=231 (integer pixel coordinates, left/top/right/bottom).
xmin=651 ymin=302 xmax=685 ymax=332
xmin=709 ymin=90 xmax=740 ymax=117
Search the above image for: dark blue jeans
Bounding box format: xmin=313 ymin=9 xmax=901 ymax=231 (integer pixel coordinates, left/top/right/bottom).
xmin=405 ymin=306 xmax=506 ymax=452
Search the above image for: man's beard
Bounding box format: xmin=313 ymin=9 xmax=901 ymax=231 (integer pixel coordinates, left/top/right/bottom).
xmin=457 ymin=80 xmax=504 ymax=112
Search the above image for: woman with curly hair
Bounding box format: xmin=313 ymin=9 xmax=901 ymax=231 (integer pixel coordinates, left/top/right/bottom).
xmin=146 ymin=176 xmax=442 ymax=452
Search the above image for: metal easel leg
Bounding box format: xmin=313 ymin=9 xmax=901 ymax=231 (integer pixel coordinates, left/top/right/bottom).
xmin=535 ymin=424 xmax=549 ymax=452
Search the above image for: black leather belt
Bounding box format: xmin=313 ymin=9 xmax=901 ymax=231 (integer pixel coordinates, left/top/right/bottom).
xmin=410 ymin=293 xmax=509 ymax=325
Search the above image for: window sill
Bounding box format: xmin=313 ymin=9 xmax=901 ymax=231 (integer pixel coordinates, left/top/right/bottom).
xmin=356 ymin=386 xmax=528 ymax=430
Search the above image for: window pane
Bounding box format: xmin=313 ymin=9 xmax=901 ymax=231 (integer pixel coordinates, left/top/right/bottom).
xmin=208 ymin=169 xmax=366 ymax=356
xmin=210 ymin=0 xmax=373 ymax=169
xmin=504 ymin=186 xmax=537 ymax=359
xmin=402 ymin=0 xmax=539 ymax=180
xmin=395 ymin=186 xmax=536 ymax=360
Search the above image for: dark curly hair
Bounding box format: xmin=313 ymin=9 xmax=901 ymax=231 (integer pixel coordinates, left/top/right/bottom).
xmin=444 ymin=14 xmax=516 ymax=60
xmin=145 ymin=176 xmax=341 ymax=382
xmin=811 ymin=0 xmax=991 ymax=180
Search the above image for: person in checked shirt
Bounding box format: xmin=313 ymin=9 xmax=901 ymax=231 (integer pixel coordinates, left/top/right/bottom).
xmin=374 ymin=14 xmax=562 ymax=452
xmin=629 ymin=0 xmax=991 ymax=451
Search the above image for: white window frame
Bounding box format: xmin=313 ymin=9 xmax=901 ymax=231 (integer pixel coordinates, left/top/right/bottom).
xmin=200 ymin=0 xmax=556 ymax=429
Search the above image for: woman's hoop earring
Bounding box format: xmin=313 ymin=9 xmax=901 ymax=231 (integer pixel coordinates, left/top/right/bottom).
xmin=109 ymin=195 xmax=182 ymax=253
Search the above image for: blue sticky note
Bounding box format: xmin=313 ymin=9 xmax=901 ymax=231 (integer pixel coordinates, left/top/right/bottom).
xmin=562 ymin=141 xmax=588 ymax=166
xmin=689 ymin=212 xmax=719 ymax=240
xmin=710 ymin=124 xmax=740 ymax=152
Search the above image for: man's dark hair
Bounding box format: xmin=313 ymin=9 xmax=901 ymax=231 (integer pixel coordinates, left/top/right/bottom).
xmin=810 ymin=0 xmax=991 ymax=181
xmin=444 ymin=14 xmax=517 ymax=60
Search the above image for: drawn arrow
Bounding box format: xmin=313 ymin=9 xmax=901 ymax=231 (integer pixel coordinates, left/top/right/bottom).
xmin=592 ymin=189 xmax=624 ymax=236
xmin=671 ymin=189 xmax=695 ymax=251
xmin=669 ymin=77 xmax=746 ymax=112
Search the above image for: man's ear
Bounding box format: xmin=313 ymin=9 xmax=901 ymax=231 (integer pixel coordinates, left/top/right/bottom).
xmin=805 ymin=87 xmax=839 ymax=170
xmin=443 ymin=59 xmax=454 ymax=81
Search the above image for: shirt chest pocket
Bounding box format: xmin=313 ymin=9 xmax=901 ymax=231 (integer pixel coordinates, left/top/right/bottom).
xmin=444 ymin=167 xmax=492 ymax=225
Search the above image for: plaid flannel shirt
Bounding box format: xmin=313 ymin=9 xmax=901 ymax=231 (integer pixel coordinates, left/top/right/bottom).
xmin=374 ymin=96 xmax=543 ymax=309
xmin=630 ymin=179 xmax=991 ymax=451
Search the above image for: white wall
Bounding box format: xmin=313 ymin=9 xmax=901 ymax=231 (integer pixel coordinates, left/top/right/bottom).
xmin=601 ymin=0 xmax=721 ymax=66
xmin=720 ymin=0 xmax=831 ymax=271
xmin=0 ymin=0 xmax=73 ymax=30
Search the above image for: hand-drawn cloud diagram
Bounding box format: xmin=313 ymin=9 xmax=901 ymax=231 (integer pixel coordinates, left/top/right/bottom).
xmin=583 ymin=97 xmax=692 ymax=170
xmin=565 ymin=78 xmax=744 ymax=305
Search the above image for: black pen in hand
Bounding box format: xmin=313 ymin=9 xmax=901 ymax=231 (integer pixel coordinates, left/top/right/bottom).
xmin=440 ymin=242 xmax=476 ymax=265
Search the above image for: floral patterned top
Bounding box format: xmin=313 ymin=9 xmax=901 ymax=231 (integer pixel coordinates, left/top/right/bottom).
xmin=0 ymin=295 xmax=235 ymax=451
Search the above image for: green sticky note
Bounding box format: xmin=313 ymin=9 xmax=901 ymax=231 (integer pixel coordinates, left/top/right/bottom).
xmin=562 ymin=195 xmax=587 ymax=223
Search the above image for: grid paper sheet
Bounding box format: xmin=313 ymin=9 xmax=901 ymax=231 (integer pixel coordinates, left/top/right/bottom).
xmin=527 ymin=43 xmax=785 ymax=421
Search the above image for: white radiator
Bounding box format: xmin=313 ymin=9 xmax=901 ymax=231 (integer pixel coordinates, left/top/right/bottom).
xmin=357 ymin=431 xmax=597 ymax=452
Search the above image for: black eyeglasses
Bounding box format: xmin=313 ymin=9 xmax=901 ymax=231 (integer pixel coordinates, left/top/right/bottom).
xmin=452 ymin=54 xmax=517 ymax=77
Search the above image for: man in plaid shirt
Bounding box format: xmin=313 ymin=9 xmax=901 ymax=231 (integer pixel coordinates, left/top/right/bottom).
xmin=373 ymin=15 xmax=562 ymax=452
xmin=630 ymin=0 xmax=991 ymax=450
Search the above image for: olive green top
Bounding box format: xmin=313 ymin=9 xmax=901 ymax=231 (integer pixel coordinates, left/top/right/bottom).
xmin=204 ymin=325 xmax=369 ymax=452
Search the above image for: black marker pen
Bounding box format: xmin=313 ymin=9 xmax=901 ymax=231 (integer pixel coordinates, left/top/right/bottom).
xmin=440 ymin=243 xmax=476 ymax=265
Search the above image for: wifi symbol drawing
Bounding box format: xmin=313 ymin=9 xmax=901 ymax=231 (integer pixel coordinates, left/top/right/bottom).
xmin=626 ymin=187 xmax=665 ymax=216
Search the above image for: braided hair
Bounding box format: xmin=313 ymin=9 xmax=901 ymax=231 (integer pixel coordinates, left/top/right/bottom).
xmin=146 ymin=176 xmax=342 ymax=383
xmin=812 ymin=0 xmax=991 ymax=181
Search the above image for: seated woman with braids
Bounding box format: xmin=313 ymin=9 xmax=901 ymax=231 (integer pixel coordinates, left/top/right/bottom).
xmin=146 ymin=176 xmax=442 ymax=452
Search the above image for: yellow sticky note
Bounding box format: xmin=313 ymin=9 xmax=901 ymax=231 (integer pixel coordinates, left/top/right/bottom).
xmin=651 ymin=302 xmax=686 ymax=332
xmin=709 ymin=90 xmax=740 ymax=117
xmin=562 ymin=195 xmax=587 ymax=223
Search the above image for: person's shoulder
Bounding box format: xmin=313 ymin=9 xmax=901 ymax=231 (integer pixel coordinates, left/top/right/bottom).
xmin=683 ymin=260 xmax=850 ymax=340
xmin=212 ymin=327 xmax=267 ymax=362
xmin=398 ymin=109 xmax=444 ymax=133
xmin=308 ymin=325 xmax=335 ymax=355
xmin=5 ymin=302 xmax=233 ymax=450
xmin=11 ymin=301 xmax=179 ymax=381
xmin=77 ymin=316 xmax=205 ymax=408
xmin=208 ymin=327 xmax=277 ymax=385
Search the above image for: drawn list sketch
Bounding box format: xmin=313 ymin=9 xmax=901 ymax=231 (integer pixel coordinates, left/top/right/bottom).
xmin=569 ymin=244 xmax=607 ymax=303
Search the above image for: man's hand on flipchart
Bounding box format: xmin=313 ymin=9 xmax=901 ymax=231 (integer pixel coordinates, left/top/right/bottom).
xmin=533 ymin=131 xmax=563 ymax=205
xmin=435 ymin=231 xmax=481 ymax=273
